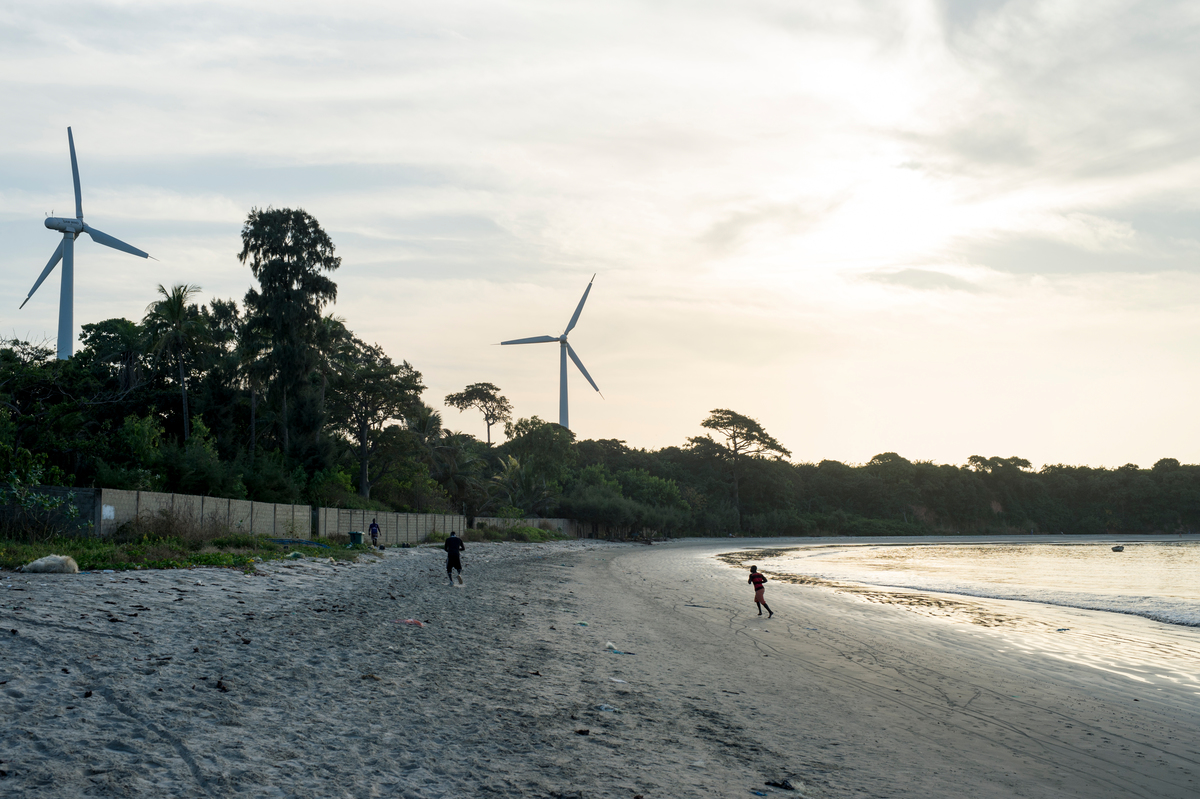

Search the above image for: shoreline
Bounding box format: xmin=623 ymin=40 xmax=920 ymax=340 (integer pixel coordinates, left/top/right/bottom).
xmin=2 ymin=537 xmax=1197 ymax=797
xmin=720 ymin=534 xmax=1200 ymax=628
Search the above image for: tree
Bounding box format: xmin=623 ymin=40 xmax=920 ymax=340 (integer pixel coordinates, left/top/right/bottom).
xmin=502 ymin=416 xmax=576 ymax=484
xmin=444 ymin=382 xmax=513 ymax=444
xmin=688 ymin=408 xmax=790 ymax=527
xmin=431 ymin=431 xmax=487 ymax=513
xmin=78 ymin=318 xmax=146 ymax=394
xmin=144 ymin=284 xmax=207 ymax=441
xmin=490 ymin=455 xmax=556 ymax=516
xmin=328 ymin=338 xmax=424 ymax=499
xmin=238 ymin=207 xmax=340 ymax=455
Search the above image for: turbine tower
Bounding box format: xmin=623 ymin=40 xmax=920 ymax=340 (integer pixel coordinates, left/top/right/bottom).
xmin=21 ymin=127 xmax=152 ymax=360
xmin=500 ymin=275 xmax=602 ymax=430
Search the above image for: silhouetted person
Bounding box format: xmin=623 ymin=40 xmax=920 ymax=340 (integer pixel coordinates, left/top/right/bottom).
xmin=445 ymin=531 xmax=465 ymax=585
xmin=369 ymin=518 xmax=380 ymax=548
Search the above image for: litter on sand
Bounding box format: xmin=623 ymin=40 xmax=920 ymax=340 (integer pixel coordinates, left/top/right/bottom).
xmin=596 ymin=704 xmax=619 ymax=712
xmin=610 ymin=678 xmax=627 ymax=683
xmin=1056 ymin=628 xmax=1071 ymax=632
xmin=765 ymin=778 xmax=796 ymax=790
xmin=577 ymin=622 xmax=589 ymax=626
xmin=395 ymin=619 xmax=424 ymax=627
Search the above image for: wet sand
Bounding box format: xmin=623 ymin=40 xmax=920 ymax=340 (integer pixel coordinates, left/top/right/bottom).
xmin=2 ymin=537 xmax=1197 ymax=797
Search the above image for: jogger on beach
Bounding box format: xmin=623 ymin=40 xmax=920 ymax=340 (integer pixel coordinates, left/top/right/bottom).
xmin=445 ymin=531 xmax=465 ymax=585
xmin=748 ymin=566 xmax=773 ymax=617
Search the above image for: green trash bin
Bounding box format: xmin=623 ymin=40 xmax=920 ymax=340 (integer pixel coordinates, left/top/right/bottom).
xmin=348 ymin=531 xmax=364 ymax=546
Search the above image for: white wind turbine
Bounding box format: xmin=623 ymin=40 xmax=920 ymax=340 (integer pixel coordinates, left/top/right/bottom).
xmin=500 ymin=275 xmax=602 ymax=431
xmin=20 ymin=127 xmax=152 ymax=360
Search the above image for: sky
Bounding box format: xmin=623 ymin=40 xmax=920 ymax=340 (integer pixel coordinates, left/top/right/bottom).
xmin=2 ymin=0 xmax=1199 ymax=469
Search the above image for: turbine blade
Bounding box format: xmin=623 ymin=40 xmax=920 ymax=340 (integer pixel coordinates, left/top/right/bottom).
xmin=500 ymin=335 xmax=558 ymax=345
xmin=566 ymin=342 xmax=601 ymax=395
xmin=563 ymin=275 xmax=595 ymax=335
xmin=20 ymin=240 xmax=65 ymax=309
xmin=68 ymin=127 xmax=82 ymax=219
xmin=83 ymin=224 xmax=150 ymax=259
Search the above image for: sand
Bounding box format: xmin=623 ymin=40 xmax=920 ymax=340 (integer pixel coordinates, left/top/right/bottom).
xmin=2 ymin=537 xmax=1198 ymax=798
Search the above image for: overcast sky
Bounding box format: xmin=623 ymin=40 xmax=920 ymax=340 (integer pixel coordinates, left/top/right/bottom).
xmin=2 ymin=0 xmax=1199 ymax=468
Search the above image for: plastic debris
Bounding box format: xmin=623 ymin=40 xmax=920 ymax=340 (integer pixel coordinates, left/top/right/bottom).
xmin=577 ymin=622 xmax=589 ymax=626
xmin=1056 ymin=628 xmax=1070 ymax=632
xmin=286 ymin=552 xmax=304 ymax=559
xmin=751 ymin=792 xmax=768 ymax=797
xmin=396 ymin=619 xmax=424 ymax=627
xmin=596 ymin=704 xmax=618 ymax=712
xmin=610 ymin=678 xmax=627 ymax=683
xmin=765 ymin=779 xmax=796 ymax=790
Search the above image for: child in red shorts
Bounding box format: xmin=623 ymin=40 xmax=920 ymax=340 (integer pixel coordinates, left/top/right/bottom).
xmin=748 ymin=565 xmax=773 ymax=617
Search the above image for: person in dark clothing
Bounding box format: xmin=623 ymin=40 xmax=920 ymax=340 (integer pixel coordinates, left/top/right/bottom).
xmin=369 ymin=519 xmax=380 ymax=548
xmin=748 ymin=565 xmax=772 ymax=617
xmin=444 ymin=531 xmax=465 ymax=585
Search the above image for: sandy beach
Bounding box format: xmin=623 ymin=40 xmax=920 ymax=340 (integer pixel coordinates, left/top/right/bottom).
xmin=2 ymin=537 xmax=1198 ymax=798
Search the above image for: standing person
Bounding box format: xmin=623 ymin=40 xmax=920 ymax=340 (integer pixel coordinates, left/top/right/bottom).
xmin=748 ymin=565 xmax=773 ymax=618
xmin=444 ymin=531 xmax=465 ymax=585
xmin=369 ymin=518 xmax=380 ymax=548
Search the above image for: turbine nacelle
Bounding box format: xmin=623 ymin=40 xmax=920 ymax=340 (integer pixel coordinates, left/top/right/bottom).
xmin=45 ymin=217 xmax=83 ymax=234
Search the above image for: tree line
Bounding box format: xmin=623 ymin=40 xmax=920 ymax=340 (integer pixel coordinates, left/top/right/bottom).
xmin=4 ymin=208 xmax=1200 ymax=537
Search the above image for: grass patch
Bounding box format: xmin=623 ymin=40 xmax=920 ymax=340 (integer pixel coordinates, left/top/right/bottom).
xmin=0 ymin=533 xmax=373 ymax=572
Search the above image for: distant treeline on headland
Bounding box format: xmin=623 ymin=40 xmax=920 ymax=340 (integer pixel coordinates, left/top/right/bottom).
xmin=3 ymin=208 xmax=1197 ymax=538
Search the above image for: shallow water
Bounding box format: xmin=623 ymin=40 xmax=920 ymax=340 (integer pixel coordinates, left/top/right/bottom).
xmin=767 ymin=540 xmax=1200 ymax=627
xmin=742 ymin=538 xmax=1200 ymax=696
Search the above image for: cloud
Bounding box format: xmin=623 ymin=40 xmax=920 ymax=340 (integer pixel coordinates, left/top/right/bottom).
xmin=864 ymin=268 xmax=979 ymax=292
xmin=3 ymin=0 xmax=1200 ymax=465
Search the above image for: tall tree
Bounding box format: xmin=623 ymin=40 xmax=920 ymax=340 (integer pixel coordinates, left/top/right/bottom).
xmin=144 ymin=284 xmax=207 ymax=441
xmin=444 ymin=382 xmax=513 ymax=444
xmin=688 ymin=408 xmax=790 ymax=526
xmin=328 ymin=338 xmax=424 ymax=499
xmin=78 ymin=318 xmax=146 ymax=394
xmin=238 ymin=208 xmax=340 ymax=455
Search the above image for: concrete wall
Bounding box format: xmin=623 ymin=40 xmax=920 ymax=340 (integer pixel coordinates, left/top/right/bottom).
xmin=315 ymin=509 xmax=467 ymax=546
xmin=9 ymin=486 xmax=470 ymax=544
xmin=95 ymin=489 xmax=312 ymax=539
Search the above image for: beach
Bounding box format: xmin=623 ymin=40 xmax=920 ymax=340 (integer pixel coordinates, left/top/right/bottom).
xmin=2 ymin=537 xmax=1198 ymax=798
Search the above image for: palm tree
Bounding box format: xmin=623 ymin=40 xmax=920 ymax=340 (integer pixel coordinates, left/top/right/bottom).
xmin=405 ymin=404 xmax=445 ymax=466
xmin=431 ymin=431 xmax=485 ymax=510
xmin=144 ymin=284 xmax=207 ymax=441
xmin=490 ymin=455 xmax=555 ymax=516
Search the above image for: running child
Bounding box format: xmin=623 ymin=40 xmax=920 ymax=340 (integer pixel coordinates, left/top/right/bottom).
xmin=748 ymin=565 xmax=773 ymax=617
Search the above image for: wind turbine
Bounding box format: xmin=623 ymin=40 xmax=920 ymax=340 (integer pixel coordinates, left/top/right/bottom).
xmin=500 ymin=275 xmax=602 ymax=430
xmin=20 ymin=127 xmax=152 ymax=360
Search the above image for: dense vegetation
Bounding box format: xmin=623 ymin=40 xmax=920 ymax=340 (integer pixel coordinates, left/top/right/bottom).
xmin=4 ymin=208 xmax=1200 ymax=539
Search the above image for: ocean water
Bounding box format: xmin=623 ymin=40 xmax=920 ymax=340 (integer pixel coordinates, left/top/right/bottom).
xmin=766 ymin=540 xmax=1200 ymax=628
